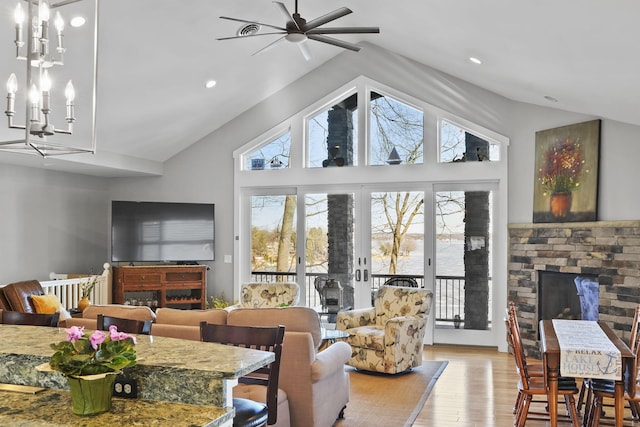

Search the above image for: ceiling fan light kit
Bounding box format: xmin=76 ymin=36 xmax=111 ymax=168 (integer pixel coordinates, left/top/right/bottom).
xmin=219 ymin=0 xmax=379 ymax=60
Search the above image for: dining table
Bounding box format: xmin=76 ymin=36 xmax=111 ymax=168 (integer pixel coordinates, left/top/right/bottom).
xmin=539 ymin=319 xmax=635 ymax=427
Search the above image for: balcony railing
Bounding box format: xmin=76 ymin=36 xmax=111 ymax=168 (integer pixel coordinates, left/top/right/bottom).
xmin=249 ymin=271 xmax=467 ymax=326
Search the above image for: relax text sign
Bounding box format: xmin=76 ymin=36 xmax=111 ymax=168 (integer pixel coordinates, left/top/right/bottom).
xmin=552 ymin=319 xmax=621 ymax=380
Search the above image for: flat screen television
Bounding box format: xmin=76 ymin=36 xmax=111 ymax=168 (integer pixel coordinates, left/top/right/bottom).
xmin=111 ymin=201 xmax=215 ymax=263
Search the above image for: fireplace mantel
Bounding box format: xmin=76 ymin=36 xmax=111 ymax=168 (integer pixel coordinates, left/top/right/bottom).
xmin=508 ymin=220 xmax=640 ymax=359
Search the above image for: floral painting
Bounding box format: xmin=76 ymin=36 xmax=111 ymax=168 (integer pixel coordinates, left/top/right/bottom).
xmin=533 ymin=120 xmax=600 ymax=223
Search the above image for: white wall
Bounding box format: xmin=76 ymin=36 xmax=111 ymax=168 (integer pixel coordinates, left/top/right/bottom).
xmin=0 ymin=163 xmax=109 ymax=284
xmin=508 ymin=103 xmax=640 ymax=223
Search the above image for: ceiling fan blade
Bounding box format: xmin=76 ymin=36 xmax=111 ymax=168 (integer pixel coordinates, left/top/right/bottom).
xmin=217 ymin=32 xmax=286 ymax=41
xmin=303 ymin=7 xmax=352 ymax=31
xmin=298 ymin=41 xmax=312 ymax=61
xmin=272 ymin=1 xmax=299 ymax=29
xmin=307 ymin=34 xmax=361 ymax=52
xmin=219 ymin=16 xmax=286 ymax=32
xmin=252 ymin=35 xmax=287 ymax=56
xmin=306 ymin=27 xmax=380 ymax=35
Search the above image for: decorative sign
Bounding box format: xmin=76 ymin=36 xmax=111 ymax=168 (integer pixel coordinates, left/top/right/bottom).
xmin=552 ymin=319 xmax=621 ymax=380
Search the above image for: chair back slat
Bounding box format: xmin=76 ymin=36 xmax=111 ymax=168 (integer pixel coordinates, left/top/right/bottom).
xmin=200 ymin=322 xmax=285 ymax=425
xmin=625 ymin=330 xmax=640 ymax=400
xmin=629 ymin=305 xmax=640 ymax=353
xmin=382 ymin=277 xmax=418 ymax=288
xmin=506 ymin=303 xmax=533 ymax=390
xmin=97 ymin=314 xmax=152 ymax=335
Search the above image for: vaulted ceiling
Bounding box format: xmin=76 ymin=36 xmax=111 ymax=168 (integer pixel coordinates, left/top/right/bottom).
xmin=1 ymin=0 xmax=638 ymax=176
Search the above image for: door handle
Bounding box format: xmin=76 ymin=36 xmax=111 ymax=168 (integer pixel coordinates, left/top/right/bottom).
xmin=355 ymin=270 xmax=361 ymax=281
xmin=363 ymin=269 xmax=369 ymax=282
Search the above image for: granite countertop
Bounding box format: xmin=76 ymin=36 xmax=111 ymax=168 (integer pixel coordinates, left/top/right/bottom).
xmin=0 ymin=325 xmax=272 ymax=378
xmin=0 ymin=389 xmax=232 ymax=427
xmin=0 ymin=324 xmax=274 ymax=406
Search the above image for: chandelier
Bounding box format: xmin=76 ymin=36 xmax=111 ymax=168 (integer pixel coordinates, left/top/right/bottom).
xmin=1 ymin=0 xmax=98 ymax=157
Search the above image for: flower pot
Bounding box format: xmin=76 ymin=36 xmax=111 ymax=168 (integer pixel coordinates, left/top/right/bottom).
xmin=77 ymin=296 xmax=91 ymax=312
xmin=67 ymin=373 xmax=116 ymax=416
xmin=550 ymin=192 xmax=572 ymax=218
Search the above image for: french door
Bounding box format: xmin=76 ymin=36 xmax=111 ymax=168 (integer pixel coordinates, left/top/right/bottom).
xmin=243 ymin=184 xmax=433 ymax=342
xmin=432 ymin=182 xmax=497 ymax=346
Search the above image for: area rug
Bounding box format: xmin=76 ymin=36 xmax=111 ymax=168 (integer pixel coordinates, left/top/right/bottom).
xmin=334 ymin=361 xmax=448 ymax=427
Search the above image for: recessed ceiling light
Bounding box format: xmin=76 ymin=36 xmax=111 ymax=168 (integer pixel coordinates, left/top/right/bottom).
xmin=205 ymin=80 xmax=217 ymax=89
xmin=70 ymin=16 xmax=86 ymax=27
xmin=544 ymin=95 xmax=558 ymax=103
xmin=469 ymin=57 xmax=482 ymax=65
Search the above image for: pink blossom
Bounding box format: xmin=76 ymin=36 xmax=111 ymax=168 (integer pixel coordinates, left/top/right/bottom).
xmin=65 ymin=326 xmax=84 ymax=342
xmin=89 ymin=330 xmax=106 ymax=350
xmin=108 ymin=325 xmax=136 ymax=344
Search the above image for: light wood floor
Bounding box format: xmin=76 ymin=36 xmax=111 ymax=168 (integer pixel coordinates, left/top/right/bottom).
xmin=413 ymin=344 xmax=640 ymax=427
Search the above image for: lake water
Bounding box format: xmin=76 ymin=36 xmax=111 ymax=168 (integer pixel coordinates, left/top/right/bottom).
xmin=372 ymin=238 xmax=465 ymax=277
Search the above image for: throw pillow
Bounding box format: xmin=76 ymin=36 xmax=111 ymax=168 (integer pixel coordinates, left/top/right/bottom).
xmin=31 ymin=294 xmax=71 ymax=321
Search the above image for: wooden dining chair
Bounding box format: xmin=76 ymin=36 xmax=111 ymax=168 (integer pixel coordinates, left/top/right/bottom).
xmin=200 ymin=322 xmax=285 ymax=427
xmin=578 ymin=304 xmax=640 ymax=418
xmin=1 ymin=310 xmax=59 ymax=327
xmin=507 ymin=303 xmax=545 ymax=376
xmin=583 ymin=329 xmax=640 ymax=427
xmin=97 ymin=314 xmax=152 ymax=335
xmin=506 ymin=303 xmax=544 ymax=416
xmin=506 ymin=308 xmax=580 ymax=427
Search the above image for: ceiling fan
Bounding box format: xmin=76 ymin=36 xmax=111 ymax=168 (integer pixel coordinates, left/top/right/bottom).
xmin=218 ymin=0 xmax=380 ymax=60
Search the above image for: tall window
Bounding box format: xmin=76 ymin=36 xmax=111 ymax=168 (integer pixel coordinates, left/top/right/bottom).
xmin=307 ymin=93 xmax=358 ymax=168
xmin=369 ymin=91 xmax=424 ymax=165
xmin=244 ymin=131 xmax=291 ymax=171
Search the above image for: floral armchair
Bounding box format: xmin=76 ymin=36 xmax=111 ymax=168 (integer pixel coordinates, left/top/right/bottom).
xmin=336 ymin=286 xmax=433 ymax=374
xmin=239 ymin=282 xmax=300 ymax=308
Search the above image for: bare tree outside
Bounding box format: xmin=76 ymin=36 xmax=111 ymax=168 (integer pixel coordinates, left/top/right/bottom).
xmin=369 ymin=92 xmax=425 ymax=275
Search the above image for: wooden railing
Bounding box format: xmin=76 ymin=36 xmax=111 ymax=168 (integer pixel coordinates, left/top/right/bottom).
xmin=40 ymin=263 xmax=111 ymax=310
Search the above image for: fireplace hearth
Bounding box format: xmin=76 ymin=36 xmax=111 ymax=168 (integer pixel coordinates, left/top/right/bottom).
xmin=508 ymin=220 xmax=640 ymax=359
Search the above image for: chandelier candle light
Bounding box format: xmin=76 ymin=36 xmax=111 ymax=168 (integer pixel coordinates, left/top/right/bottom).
xmin=2 ymin=0 xmax=98 ymax=157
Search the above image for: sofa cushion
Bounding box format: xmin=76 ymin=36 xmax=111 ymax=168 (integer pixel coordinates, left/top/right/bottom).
xmin=227 ymin=307 xmax=322 ymax=349
xmin=346 ymin=325 xmax=385 ymax=350
xmin=1 ymin=280 xmax=44 ymax=313
xmin=82 ymin=304 xmax=156 ymax=321
xmin=234 ymin=384 xmax=290 ymax=427
xmin=31 ymin=294 xmax=72 ymax=321
xmin=374 ymin=286 xmax=431 ymax=324
xmin=155 ymin=307 xmax=227 ymax=326
xmin=150 ymin=323 xmax=202 ymax=341
xmin=240 ymin=282 xmax=300 ymax=308
xmin=0 ymin=290 xmax=10 ymax=311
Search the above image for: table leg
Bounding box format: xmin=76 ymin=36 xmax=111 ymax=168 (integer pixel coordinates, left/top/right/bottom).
xmin=546 ymin=354 xmax=559 ymax=427
xmin=614 ymin=380 xmax=624 ymax=427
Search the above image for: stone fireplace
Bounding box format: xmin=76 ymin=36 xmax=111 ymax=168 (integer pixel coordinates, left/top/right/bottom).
xmin=538 ymin=271 xmax=584 ymax=321
xmin=508 ymin=220 xmax=640 ymax=359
